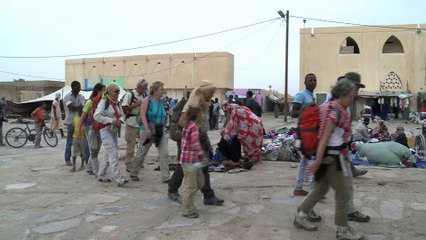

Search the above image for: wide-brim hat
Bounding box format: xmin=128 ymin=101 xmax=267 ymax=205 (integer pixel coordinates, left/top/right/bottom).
xmin=344 ymin=72 xmax=365 ymax=88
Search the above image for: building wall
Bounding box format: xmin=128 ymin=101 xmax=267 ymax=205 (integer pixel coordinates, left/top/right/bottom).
xmin=300 ymin=24 xmax=426 ymax=117
xmin=0 ymin=80 xmax=64 ymax=103
xmin=65 ymin=52 xmax=234 ymax=103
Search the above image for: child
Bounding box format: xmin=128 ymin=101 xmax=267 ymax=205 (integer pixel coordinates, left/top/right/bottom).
xmin=180 ymin=107 xmax=208 ymax=218
xmin=71 ymin=112 xmax=86 ymax=172
xmin=31 ymin=103 xmax=47 ymax=148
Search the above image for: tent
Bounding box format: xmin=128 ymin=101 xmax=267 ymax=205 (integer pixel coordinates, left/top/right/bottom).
xmin=20 ymin=86 xmax=127 ymax=104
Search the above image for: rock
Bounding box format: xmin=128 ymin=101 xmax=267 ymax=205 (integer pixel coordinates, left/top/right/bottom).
xmin=244 ymin=224 xmax=251 ymax=228
xmin=4 ymin=183 xmax=36 ymax=190
xmin=85 ymin=215 xmax=103 ymax=222
xmin=380 ymin=200 xmax=404 ymax=220
xmin=377 ymin=182 xmax=386 ymax=186
xmin=34 ymin=207 xmax=86 ymax=223
xmin=31 ymin=166 xmax=56 ymax=172
xmin=99 ymin=225 xmax=118 ymax=233
xmin=66 ymin=194 xmax=121 ymax=205
xmin=410 ymin=202 xmax=426 ymax=211
xmin=92 ymin=205 xmax=128 ymax=216
xmin=32 ymin=218 xmax=81 ymax=234
xmin=156 ymin=215 xmax=203 ymax=229
xmin=290 ymin=163 xmax=297 ymax=168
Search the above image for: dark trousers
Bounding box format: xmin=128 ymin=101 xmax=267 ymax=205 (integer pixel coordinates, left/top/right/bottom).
xmin=168 ymin=138 xmax=215 ymax=199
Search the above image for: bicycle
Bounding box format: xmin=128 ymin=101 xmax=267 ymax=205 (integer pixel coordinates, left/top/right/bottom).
xmin=5 ymin=122 xmax=58 ymax=148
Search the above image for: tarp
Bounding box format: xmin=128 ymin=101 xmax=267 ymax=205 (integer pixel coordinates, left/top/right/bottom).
xmin=20 ymin=86 xmax=127 ymax=104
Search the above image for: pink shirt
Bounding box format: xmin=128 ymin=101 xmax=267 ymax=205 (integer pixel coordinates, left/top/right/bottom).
xmin=180 ymin=121 xmax=208 ymax=164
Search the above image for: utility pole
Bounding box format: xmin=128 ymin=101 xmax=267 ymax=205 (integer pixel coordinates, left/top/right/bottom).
xmin=277 ymin=10 xmax=289 ymax=122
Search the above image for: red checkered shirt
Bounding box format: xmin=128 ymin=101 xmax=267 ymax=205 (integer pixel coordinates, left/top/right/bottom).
xmin=180 ymin=121 xmax=208 ymax=165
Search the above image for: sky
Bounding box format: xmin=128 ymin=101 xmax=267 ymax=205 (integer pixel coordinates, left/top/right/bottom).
xmin=0 ymin=0 xmax=425 ymax=95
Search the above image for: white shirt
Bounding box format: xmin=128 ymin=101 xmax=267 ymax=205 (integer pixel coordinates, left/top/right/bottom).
xmin=121 ymin=89 xmax=146 ymax=128
xmin=63 ymin=92 xmax=85 ymax=125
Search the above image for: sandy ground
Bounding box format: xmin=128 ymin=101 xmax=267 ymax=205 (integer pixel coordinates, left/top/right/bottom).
xmin=0 ymin=113 xmax=425 ymax=240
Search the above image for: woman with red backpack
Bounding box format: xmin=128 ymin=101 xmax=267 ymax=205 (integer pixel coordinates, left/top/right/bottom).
xmin=94 ymin=83 xmax=128 ymax=187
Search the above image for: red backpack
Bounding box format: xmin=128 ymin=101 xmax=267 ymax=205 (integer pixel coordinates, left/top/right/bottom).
xmin=90 ymin=95 xmax=108 ymax=130
xmin=295 ymin=104 xmax=320 ymax=158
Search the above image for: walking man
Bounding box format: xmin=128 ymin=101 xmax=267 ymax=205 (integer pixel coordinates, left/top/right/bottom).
xmin=63 ymin=81 xmax=85 ymax=166
xmin=292 ymin=73 xmax=317 ymax=196
xmin=121 ymin=79 xmax=148 ymax=172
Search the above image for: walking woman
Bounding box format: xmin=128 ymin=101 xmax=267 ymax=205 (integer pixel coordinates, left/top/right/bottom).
xmin=130 ymin=81 xmax=170 ymax=183
xmin=77 ymin=83 xmax=105 ymax=175
xmin=94 ymin=83 xmax=128 ymax=187
xmin=293 ymin=79 xmax=363 ymax=240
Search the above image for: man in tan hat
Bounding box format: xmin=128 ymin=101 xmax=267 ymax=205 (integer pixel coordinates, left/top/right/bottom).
xmin=122 ymin=78 xmax=149 ymax=172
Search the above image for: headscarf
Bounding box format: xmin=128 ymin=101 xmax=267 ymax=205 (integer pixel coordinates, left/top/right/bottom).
xmin=187 ymin=80 xmax=216 ymax=110
xmin=103 ymin=83 xmax=120 ymax=104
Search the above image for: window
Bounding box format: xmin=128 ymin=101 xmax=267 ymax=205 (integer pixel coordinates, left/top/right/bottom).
xmin=339 ymin=37 xmax=360 ymax=54
xmin=380 ymin=71 xmax=403 ymax=92
xmin=382 ymin=36 xmax=404 ymax=53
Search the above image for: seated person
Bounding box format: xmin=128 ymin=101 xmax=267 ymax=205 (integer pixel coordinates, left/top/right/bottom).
xmin=215 ymin=136 xmax=253 ymax=170
xmin=353 ymin=117 xmax=371 ymax=142
xmin=222 ymin=106 xmax=264 ymax=165
xmin=394 ymin=126 xmax=409 ymax=148
xmin=375 ymin=120 xmax=390 ymax=139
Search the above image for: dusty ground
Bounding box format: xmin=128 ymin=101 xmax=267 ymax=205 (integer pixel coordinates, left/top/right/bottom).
xmin=0 ymin=113 xmax=425 ymax=240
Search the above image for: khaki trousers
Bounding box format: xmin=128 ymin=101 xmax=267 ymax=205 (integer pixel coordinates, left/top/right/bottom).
xmin=181 ymin=164 xmax=205 ymax=215
xmin=298 ymin=157 xmax=350 ymax=226
xmin=125 ymin=125 xmax=140 ymax=169
xmin=131 ymin=130 xmax=170 ymax=181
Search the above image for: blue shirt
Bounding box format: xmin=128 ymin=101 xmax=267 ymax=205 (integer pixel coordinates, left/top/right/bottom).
xmin=140 ymin=97 xmax=166 ymax=131
xmin=293 ymin=89 xmax=315 ymax=109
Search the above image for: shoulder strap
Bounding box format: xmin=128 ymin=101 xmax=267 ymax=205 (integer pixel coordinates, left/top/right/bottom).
xmin=130 ymin=91 xmax=137 ymax=103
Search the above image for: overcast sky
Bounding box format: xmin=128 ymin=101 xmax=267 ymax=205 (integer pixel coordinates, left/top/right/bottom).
xmin=0 ymin=0 xmax=425 ymax=95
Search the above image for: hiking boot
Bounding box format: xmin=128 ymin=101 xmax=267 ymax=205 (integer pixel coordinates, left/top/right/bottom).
xmin=307 ymin=210 xmax=322 ymax=222
xmin=182 ymin=211 xmax=199 ymax=218
xmin=293 ymin=213 xmax=318 ymax=231
xmin=353 ymin=169 xmax=368 ymax=178
xmin=336 ymin=225 xmax=363 ymax=240
xmin=168 ymin=192 xmax=182 ymax=204
xmin=65 ymin=161 xmax=72 ymax=166
xmin=293 ymin=189 xmax=309 ymax=196
xmin=203 ymin=196 xmax=224 ymax=206
xmin=130 ymin=176 xmax=140 ymax=182
xmin=117 ymin=179 xmax=129 ymax=187
xmin=348 ymin=211 xmax=370 ymax=222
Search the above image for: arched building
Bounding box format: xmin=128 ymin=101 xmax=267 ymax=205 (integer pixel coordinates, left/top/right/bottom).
xmin=300 ymin=24 xmax=426 ymax=119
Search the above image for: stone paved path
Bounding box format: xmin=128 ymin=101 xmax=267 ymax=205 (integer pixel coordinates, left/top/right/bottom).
xmin=1 ymin=114 xmax=426 ymax=239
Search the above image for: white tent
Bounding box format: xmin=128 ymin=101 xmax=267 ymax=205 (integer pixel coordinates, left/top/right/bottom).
xmin=21 ymin=86 xmax=127 ymax=104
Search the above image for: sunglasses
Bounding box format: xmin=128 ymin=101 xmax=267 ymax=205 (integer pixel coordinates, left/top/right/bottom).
xmin=114 ymin=89 xmax=120 ymax=93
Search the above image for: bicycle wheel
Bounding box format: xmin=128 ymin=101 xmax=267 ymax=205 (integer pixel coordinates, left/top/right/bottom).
xmin=5 ymin=127 xmax=28 ymax=148
xmin=43 ymin=127 xmax=58 ymax=147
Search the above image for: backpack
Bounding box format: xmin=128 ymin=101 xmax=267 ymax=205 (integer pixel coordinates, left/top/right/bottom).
xmin=121 ymin=91 xmax=138 ymax=118
xmin=90 ymin=95 xmax=110 ymax=130
xmin=169 ymin=99 xmax=187 ymax=142
xmin=295 ymin=104 xmax=320 ymax=158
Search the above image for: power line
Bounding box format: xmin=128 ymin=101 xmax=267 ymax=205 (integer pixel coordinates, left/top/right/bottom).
xmin=0 ymin=18 xmax=277 ymax=81
xmin=290 ymin=14 xmax=425 ymax=31
xmin=0 ymin=70 xmax=64 ymax=81
xmin=0 ymin=17 xmax=281 ymax=59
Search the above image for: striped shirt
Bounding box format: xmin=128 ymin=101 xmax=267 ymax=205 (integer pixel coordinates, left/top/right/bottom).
xmin=180 ymin=121 xmax=208 ymax=164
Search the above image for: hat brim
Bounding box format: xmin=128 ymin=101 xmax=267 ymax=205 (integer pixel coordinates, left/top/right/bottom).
xmin=355 ymin=83 xmax=365 ymax=88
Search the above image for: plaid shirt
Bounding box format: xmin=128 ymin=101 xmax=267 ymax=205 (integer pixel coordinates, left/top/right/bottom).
xmin=180 ymin=121 xmax=207 ymax=165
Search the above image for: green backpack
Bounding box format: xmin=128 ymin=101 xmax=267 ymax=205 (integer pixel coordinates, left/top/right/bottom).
xmin=169 ymin=99 xmax=187 ymax=142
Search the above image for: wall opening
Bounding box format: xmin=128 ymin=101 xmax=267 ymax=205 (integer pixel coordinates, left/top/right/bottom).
xmin=339 ymin=37 xmax=360 ymax=54
xmin=382 ymin=36 xmax=404 ymax=53
xmin=380 ymin=71 xmax=403 ymax=92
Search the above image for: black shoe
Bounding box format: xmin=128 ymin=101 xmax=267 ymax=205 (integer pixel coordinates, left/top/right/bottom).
xmin=168 ymin=192 xmax=182 ymax=204
xmin=307 ymin=210 xmax=322 ymax=222
xmin=353 ymin=169 xmax=368 ymax=178
xmin=203 ymin=196 xmax=224 ymax=206
xmin=348 ymin=211 xmax=370 ymax=222
xmin=130 ymin=176 xmax=140 ymax=181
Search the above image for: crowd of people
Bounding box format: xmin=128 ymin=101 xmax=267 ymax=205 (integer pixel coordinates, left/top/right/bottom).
xmin=1 ymin=72 xmax=416 ymax=239
xmin=47 ymin=79 xmax=264 ymax=219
